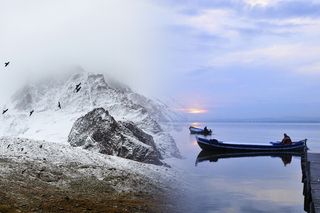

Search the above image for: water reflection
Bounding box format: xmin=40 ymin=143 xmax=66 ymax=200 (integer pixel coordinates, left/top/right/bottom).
xmin=170 ymin=122 xmax=320 ymax=212
xmin=194 ymin=150 xmax=313 ymax=212
xmin=195 ymin=151 xmax=303 ymax=167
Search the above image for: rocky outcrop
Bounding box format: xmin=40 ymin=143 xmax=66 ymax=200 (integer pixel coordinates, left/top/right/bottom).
xmin=68 ymin=108 xmax=163 ymax=165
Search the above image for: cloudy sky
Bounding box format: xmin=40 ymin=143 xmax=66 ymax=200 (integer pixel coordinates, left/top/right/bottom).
xmin=1 ymin=0 xmax=320 ymax=121
xmin=158 ymin=0 xmax=320 ymax=121
xmin=0 ymin=0 xmax=168 ymax=98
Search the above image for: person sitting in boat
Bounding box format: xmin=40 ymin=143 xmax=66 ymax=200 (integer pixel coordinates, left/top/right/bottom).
xmin=281 ymin=133 xmax=292 ymax=145
xmin=204 ymin=126 xmax=209 ymax=134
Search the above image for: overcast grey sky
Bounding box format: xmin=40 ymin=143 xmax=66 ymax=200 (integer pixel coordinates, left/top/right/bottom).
xmin=1 ymin=0 xmax=320 ymax=121
xmin=0 ymin=0 xmax=171 ymax=99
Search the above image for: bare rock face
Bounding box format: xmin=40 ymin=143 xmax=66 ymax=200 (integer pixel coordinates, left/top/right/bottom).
xmin=68 ymin=108 xmax=163 ymax=165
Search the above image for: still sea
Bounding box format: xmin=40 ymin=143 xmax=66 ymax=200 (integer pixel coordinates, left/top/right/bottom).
xmin=170 ymin=122 xmax=320 ymax=213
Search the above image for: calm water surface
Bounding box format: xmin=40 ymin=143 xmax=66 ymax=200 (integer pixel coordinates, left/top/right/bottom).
xmin=170 ymin=122 xmax=320 ymax=213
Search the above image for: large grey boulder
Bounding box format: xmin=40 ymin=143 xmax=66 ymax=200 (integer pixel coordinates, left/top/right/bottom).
xmin=68 ymin=108 xmax=163 ymax=165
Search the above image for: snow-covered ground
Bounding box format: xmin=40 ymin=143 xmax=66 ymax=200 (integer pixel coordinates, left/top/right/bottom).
xmin=0 ymin=137 xmax=179 ymax=189
xmin=0 ymin=136 xmax=189 ymax=213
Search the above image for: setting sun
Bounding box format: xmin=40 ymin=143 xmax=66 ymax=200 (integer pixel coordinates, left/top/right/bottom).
xmin=176 ymin=107 xmax=208 ymax=114
xmin=186 ymin=108 xmax=208 ymax=114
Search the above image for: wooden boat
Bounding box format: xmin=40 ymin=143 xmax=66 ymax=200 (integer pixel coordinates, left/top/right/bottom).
xmin=196 ymin=137 xmax=307 ymax=152
xmin=189 ymin=126 xmax=212 ymax=135
xmin=195 ymin=150 xmax=304 ymax=165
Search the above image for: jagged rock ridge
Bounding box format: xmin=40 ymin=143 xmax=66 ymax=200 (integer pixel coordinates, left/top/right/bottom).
xmin=68 ymin=108 xmax=163 ymax=165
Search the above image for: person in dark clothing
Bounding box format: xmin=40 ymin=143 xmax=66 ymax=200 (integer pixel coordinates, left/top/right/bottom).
xmin=204 ymin=126 xmax=210 ymax=135
xmin=281 ymin=133 xmax=292 ymax=145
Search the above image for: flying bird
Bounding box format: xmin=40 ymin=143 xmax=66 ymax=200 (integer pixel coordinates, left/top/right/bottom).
xmin=29 ymin=110 xmax=34 ymax=116
xmin=2 ymin=109 xmax=8 ymax=114
xmin=74 ymin=83 xmax=81 ymax=92
xmin=4 ymin=62 xmax=10 ymax=67
xmin=75 ymin=86 xmax=81 ymax=93
xmin=58 ymin=102 xmax=61 ymax=109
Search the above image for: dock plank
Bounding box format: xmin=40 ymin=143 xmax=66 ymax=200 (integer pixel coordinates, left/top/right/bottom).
xmin=308 ymin=153 xmax=320 ymax=213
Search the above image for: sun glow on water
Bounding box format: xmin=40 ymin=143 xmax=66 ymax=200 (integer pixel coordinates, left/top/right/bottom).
xmin=191 ymin=122 xmax=201 ymax=127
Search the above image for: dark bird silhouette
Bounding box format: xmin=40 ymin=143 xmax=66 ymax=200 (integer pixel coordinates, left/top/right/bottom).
xmin=2 ymin=109 xmax=8 ymax=114
xmin=74 ymin=83 xmax=81 ymax=92
xmin=7 ymin=144 xmax=10 ymax=149
xmin=29 ymin=110 xmax=34 ymax=116
xmin=58 ymin=102 xmax=61 ymax=109
xmin=75 ymin=86 xmax=81 ymax=93
xmin=4 ymin=62 xmax=10 ymax=67
xmin=39 ymin=145 xmax=43 ymax=148
xmin=21 ymin=148 xmax=24 ymax=151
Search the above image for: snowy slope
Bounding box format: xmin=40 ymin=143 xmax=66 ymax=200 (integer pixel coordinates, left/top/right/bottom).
xmin=0 ymin=137 xmax=180 ymax=191
xmin=0 ymin=69 xmax=180 ymax=158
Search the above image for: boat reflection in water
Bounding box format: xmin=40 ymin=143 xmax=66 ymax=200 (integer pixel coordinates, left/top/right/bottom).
xmin=195 ymin=150 xmax=313 ymax=212
xmin=195 ymin=150 xmax=303 ymax=167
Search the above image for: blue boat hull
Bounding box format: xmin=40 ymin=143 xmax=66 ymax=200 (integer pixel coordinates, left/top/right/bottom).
xmin=196 ymin=137 xmax=307 ymax=152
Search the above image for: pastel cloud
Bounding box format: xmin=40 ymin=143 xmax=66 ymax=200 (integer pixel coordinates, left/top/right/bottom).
xmin=159 ymin=0 xmax=320 ymax=119
xmin=210 ymin=44 xmax=320 ymax=74
xmin=170 ymin=1 xmax=320 ymax=76
xmin=244 ymin=0 xmax=281 ymax=7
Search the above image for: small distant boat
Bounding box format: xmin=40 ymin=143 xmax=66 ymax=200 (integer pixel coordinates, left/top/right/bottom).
xmin=189 ymin=126 xmax=212 ymax=135
xmin=196 ymin=137 xmax=307 ymax=152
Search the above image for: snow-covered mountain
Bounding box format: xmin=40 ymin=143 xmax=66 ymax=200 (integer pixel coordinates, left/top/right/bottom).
xmin=0 ymin=69 xmax=180 ymax=158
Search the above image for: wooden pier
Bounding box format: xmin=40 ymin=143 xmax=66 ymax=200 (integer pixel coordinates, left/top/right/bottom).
xmin=302 ymin=152 xmax=320 ymax=213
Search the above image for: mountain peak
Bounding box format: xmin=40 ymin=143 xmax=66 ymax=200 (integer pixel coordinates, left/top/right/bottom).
xmin=1 ymin=69 xmax=181 ymax=158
